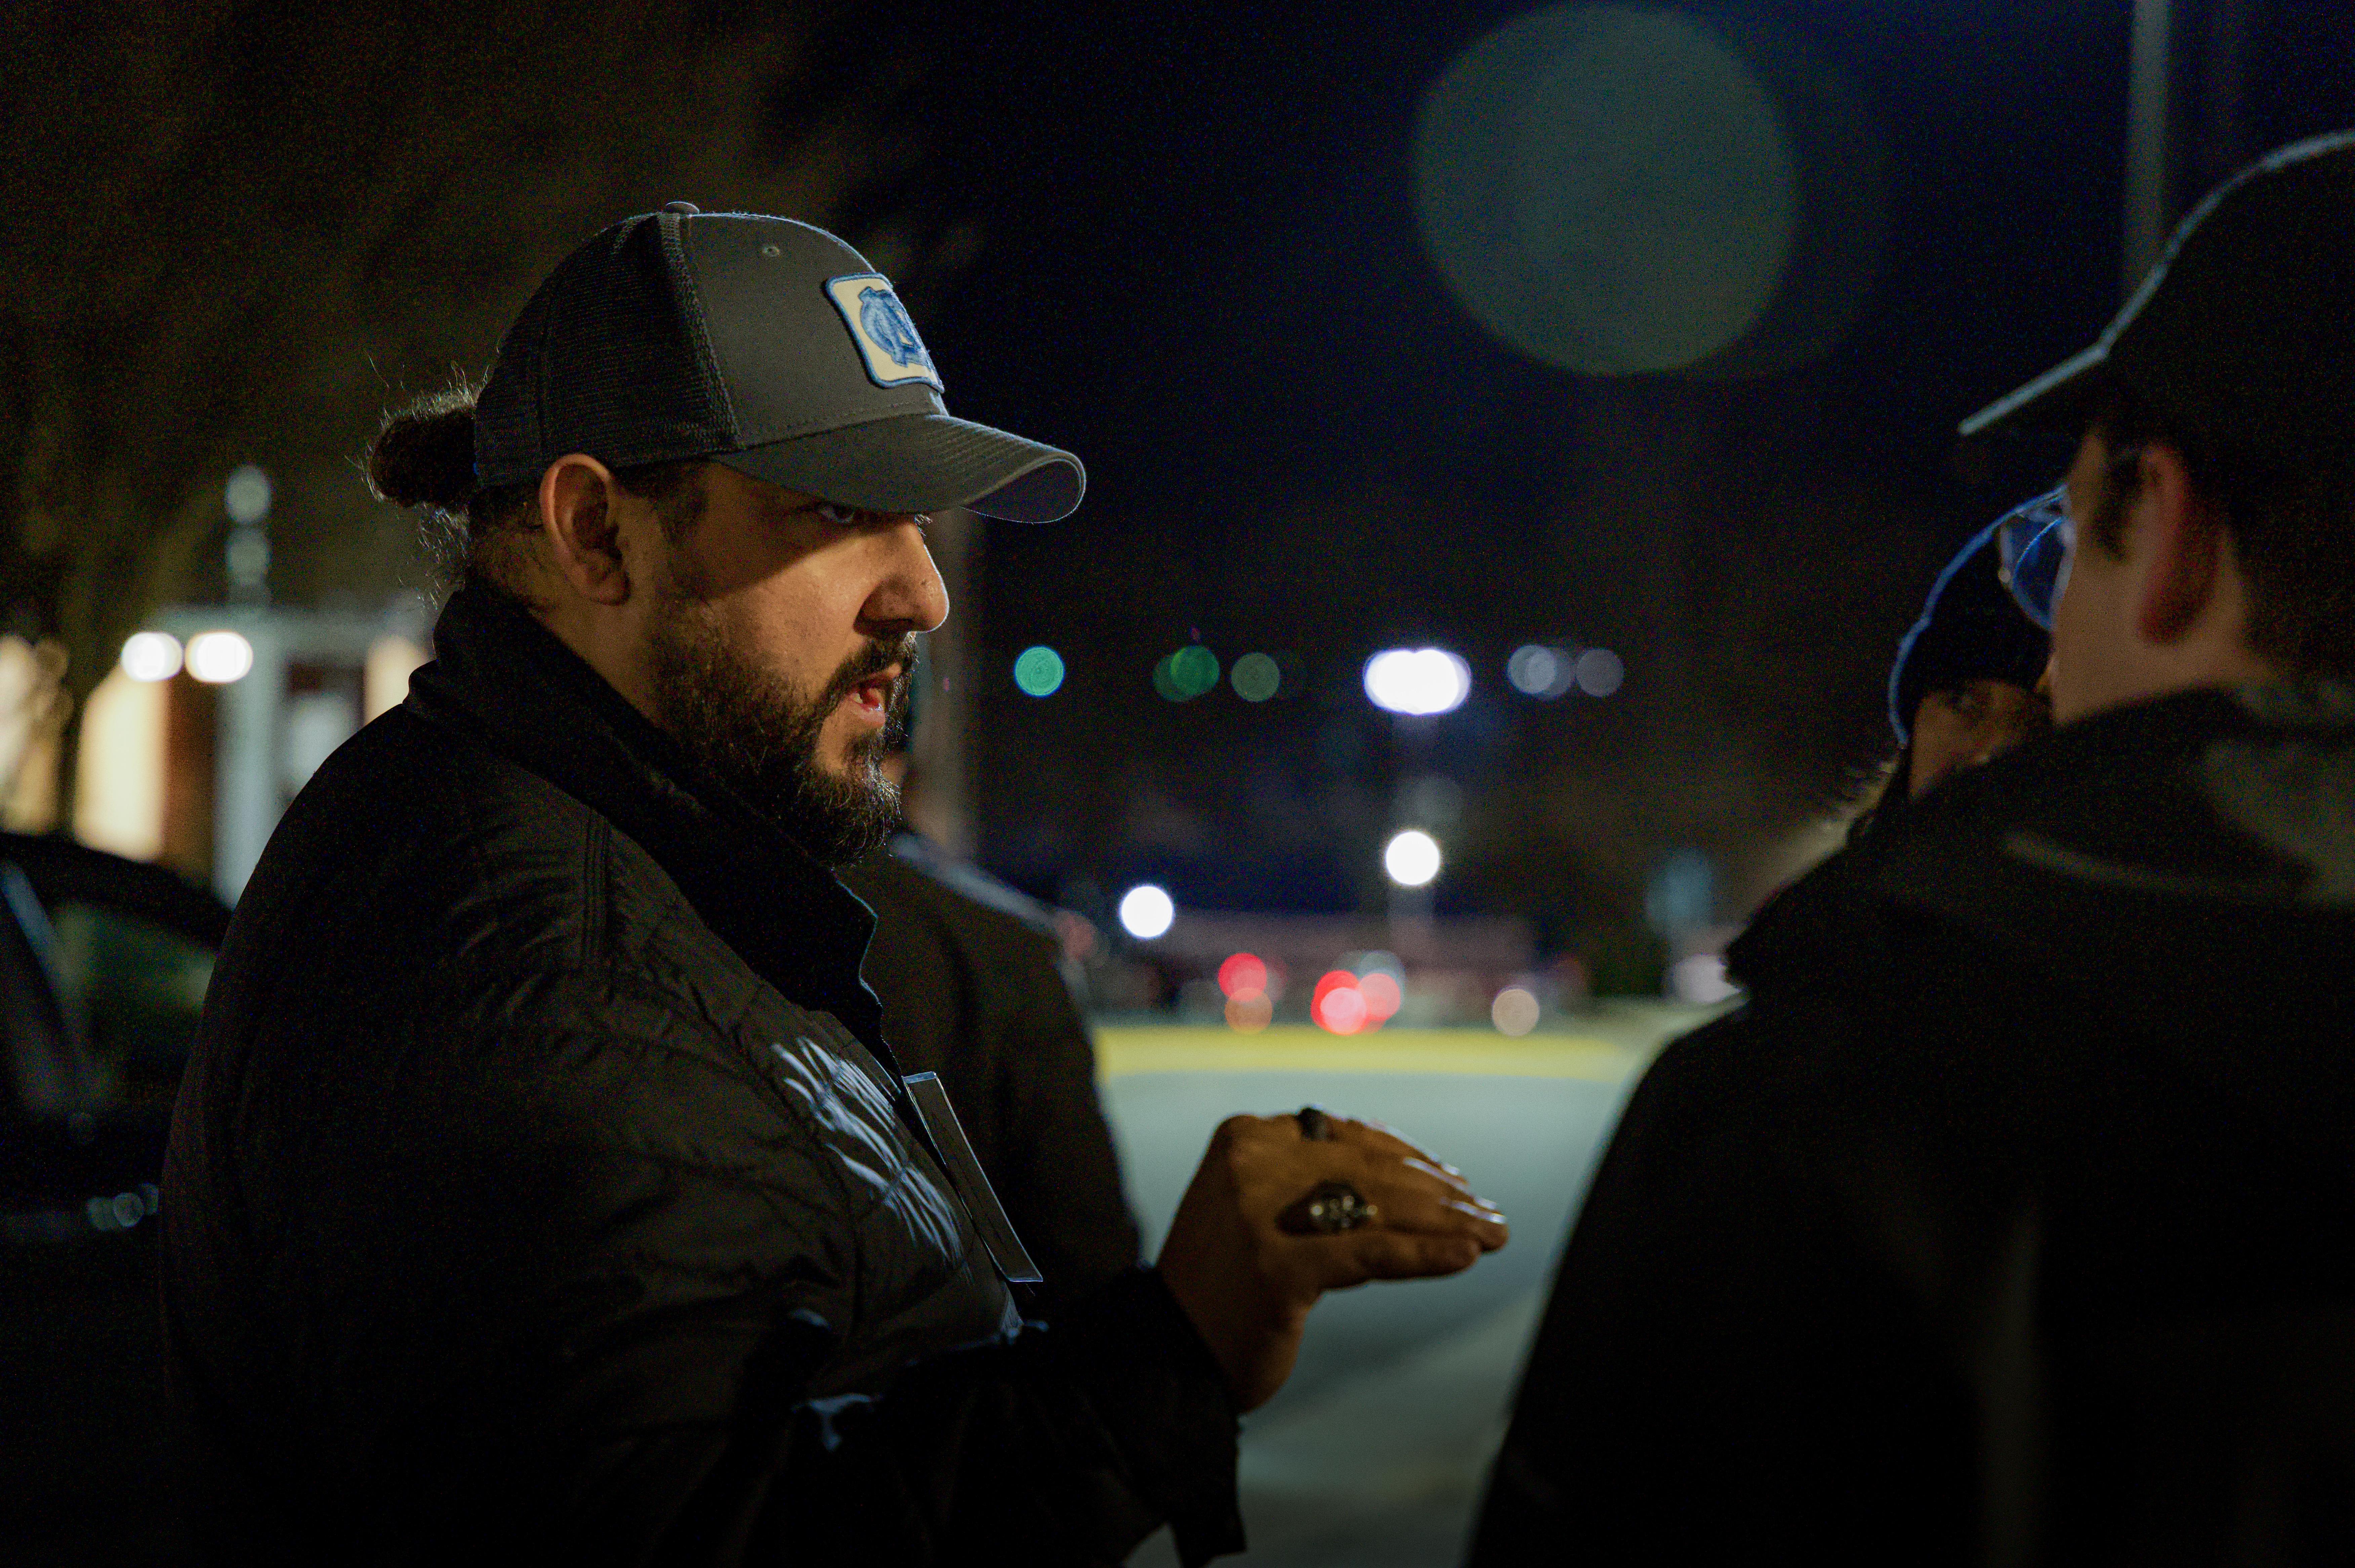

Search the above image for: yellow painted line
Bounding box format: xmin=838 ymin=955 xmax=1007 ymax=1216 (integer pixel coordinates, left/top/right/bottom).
xmin=1096 ymin=1025 xmax=1648 ymax=1082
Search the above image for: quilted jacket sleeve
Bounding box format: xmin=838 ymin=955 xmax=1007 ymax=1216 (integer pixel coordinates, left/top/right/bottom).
xmin=365 ymin=968 xmax=1243 ymax=1567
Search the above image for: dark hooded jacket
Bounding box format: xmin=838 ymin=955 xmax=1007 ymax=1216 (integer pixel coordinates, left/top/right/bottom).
xmin=161 ymin=586 xmax=1242 ymax=1567
xmin=1471 ymin=685 xmax=2355 ymax=1565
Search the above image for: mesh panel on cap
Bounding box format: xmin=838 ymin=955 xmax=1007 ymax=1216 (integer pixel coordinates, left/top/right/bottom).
xmin=474 ymin=213 xmax=736 ymax=486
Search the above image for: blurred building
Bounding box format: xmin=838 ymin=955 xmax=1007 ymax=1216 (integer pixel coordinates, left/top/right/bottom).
xmin=35 ymin=603 xmax=430 ymax=901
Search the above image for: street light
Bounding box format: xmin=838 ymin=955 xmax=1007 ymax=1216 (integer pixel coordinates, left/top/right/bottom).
xmin=119 ymin=632 xmax=183 ymax=683
xmin=185 ymin=630 xmax=254 ymax=685
xmin=1383 ymin=829 xmax=1442 ymax=888
xmin=1117 ymin=883 xmax=1175 ymax=940
xmin=1363 ymin=648 xmax=1471 ymax=716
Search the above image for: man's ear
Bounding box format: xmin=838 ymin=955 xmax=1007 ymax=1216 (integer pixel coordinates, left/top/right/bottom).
xmin=538 ymin=455 xmax=633 ymax=606
xmin=2131 ymin=442 xmax=2225 ymax=645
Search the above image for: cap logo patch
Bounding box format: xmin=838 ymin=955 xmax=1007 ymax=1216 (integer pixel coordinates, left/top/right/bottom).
xmin=824 ymin=273 xmax=942 ymax=391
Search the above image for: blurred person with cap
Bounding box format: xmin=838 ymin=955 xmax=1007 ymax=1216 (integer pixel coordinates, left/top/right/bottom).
xmin=841 ymin=747 xmax=1143 ymax=1316
xmin=161 ymin=205 xmax=1506 ymax=1567
xmin=1472 ymin=131 xmax=2355 ymax=1566
xmin=1848 ymin=500 xmax=2055 ymax=836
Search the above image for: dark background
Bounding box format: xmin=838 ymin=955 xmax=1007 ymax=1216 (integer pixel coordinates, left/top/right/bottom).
xmin=10 ymin=0 xmax=2355 ymax=947
xmin=842 ymin=0 xmax=2355 ymax=940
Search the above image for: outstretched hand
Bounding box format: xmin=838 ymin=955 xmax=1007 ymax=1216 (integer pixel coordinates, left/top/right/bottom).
xmin=1156 ymin=1109 xmax=1508 ymax=1411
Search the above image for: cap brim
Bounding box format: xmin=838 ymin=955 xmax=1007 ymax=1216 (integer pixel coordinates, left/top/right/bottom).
xmin=717 ymin=412 xmax=1086 ymax=522
xmin=1957 ymin=342 xmax=2111 ymax=441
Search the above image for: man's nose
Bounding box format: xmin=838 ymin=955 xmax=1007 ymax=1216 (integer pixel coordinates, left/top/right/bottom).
xmin=861 ymin=518 xmax=950 ymax=635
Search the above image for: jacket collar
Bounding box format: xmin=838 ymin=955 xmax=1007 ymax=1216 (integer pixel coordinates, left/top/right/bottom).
xmin=1733 ymin=683 xmax=2355 ymax=1034
xmin=405 ymin=584 xmax=889 ymax=1055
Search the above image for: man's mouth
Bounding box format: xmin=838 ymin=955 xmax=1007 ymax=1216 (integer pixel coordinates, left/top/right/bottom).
xmin=843 ymin=669 xmax=900 ymax=721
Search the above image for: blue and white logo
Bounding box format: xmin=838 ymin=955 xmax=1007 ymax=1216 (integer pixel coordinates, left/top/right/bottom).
xmin=824 ymin=273 xmax=942 ymax=391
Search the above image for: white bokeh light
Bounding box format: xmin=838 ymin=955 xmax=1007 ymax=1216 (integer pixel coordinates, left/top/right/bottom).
xmin=1383 ymin=829 xmax=1443 ymax=888
xmin=1670 ymin=952 xmax=1741 ymax=1005
xmin=1363 ymin=648 xmax=1472 ymax=716
xmin=119 ymin=631 xmax=183 ymax=683
xmin=1491 ymin=986 xmax=1541 ymax=1036
xmin=1507 ymin=644 xmax=1577 ymax=698
xmin=223 ymin=464 xmax=274 ymax=526
xmin=1117 ymin=883 xmax=1175 ymax=940
xmin=1574 ymin=647 xmax=1625 ymax=697
xmin=185 ymin=630 xmax=255 ymax=685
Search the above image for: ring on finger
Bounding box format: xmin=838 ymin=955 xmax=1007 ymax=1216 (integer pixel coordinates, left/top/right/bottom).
xmin=1278 ymin=1180 xmax=1379 ymax=1235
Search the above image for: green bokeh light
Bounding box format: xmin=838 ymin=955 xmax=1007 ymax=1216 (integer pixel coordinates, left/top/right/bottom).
xmin=1154 ymin=645 xmax=1222 ymax=702
xmin=1013 ymin=645 xmax=1066 ymax=697
xmin=1231 ymin=652 xmax=1281 ymax=702
xmin=1171 ymin=645 xmax=1220 ymax=697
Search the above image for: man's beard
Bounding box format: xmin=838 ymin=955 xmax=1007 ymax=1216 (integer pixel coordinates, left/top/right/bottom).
xmin=645 ymin=593 xmax=912 ymax=867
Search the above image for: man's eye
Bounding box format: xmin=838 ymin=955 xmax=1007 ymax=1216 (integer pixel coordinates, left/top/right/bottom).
xmin=813 ymin=502 xmax=859 ymax=526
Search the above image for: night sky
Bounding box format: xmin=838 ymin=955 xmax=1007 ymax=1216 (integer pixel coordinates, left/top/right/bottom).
xmin=816 ymin=0 xmax=2355 ymax=934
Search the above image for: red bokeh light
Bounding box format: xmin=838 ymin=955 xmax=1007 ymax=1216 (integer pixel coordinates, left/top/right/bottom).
xmin=1217 ymin=952 xmax=1269 ymax=999
xmin=1357 ymin=971 xmax=1402 ymax=1022
xmin=1312 ymin=970 xmax=1368 ymax=1035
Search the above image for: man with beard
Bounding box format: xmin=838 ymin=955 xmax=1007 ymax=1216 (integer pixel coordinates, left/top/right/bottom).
xmin=161 ymin=208 xmax=1507 ymax=1567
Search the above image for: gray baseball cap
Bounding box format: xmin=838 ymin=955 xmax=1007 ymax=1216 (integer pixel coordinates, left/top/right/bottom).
xmin=473 ymin=204 xmax=1084 ymax=522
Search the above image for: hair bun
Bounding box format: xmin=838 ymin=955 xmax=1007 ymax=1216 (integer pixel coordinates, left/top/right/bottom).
xmin=368 ymin=389 xmax=480 ymax=511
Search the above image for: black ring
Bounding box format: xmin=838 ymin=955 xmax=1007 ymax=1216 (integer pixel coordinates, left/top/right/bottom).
xmin=1296 ymin=1105 xmax=1333 ymax=1142
xmin=1279 ymin=1181 xmax=1379 ymax=1235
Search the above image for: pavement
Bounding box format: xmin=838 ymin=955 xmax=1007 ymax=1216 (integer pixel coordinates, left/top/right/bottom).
xmin=1100 ymin=1003 xmax=1722 ymax=1567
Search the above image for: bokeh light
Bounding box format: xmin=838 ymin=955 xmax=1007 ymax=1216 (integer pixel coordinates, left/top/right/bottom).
xmin=1415 ymin=5 xmax=1796 ymax=375
xmin=1383 ymin=829 xmax=1443 ymax=888
xmin=1670 ymin=953 xmax=1742 ymax=1005
xmin=1225 ymin=989 xmax=1273 ymax=1033
xmin=1357 ymin=970 xmax=1403 ymax=1023
xmin=1507 ymin=644 xmax=1577 ymax=698
xmin=1217 ymin=952 xmax=1268 ymax=998
xmin=1231 ymin=652 xmax=1281 ymax=702
xmin=1312 ymin=971 xmax=1370 ymax=1035
xmin=1013 ymin=644 xmax=1066 ymax=697
xmin=223 ymin=463 xmax=274 ymax=525
xmin=185 ymin=629 xmax=254 ymax=685
xmin=119 ymin=631 xmax=183 ymax=683
xmin=1117 ymin=883 xmax=1175 ymax=940
xmin=1574 ymin=647 xmax=1625 ymax=697
xmin=1155 ymin=645 xmax=1221 ymax=701
xmin=1363 ymin=648 xmax=1471 ymax=716
xmin=1491 ymin=986 xmax=1541 ymax=1036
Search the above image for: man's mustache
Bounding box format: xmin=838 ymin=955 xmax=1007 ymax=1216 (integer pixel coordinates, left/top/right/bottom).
xmin=817 ymin=634 xmax=919 ymax=710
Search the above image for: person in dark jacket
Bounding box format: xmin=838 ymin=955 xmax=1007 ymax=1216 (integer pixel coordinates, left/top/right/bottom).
xmin=842 ymin=825 xmax=1143 ymax=1313
xmin=161 ymin=208 xmax=1508 ymax=1567
xmin=1470 ymin=131 xmax=2355 ymax=1565
xmin=1847 ymin=501 xmax=2054 ymax=837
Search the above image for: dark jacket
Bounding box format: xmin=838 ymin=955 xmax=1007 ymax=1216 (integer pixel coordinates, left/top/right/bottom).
xmin=161 ymin=587 xmax=1242 ymax=1567
xmin=1471 ymin=686 xmax=2355 ymax=1565
xmin=841 ymin=837 xmax=1142 ymax=1315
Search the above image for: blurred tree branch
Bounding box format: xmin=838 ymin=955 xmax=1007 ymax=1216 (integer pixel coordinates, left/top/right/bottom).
xmin=0 ymin=0 xmax=922 ymax=815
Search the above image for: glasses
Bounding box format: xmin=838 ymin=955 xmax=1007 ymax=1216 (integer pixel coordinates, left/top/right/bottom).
xmin=1995 ymin=484 xmax=2074 ymax=631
